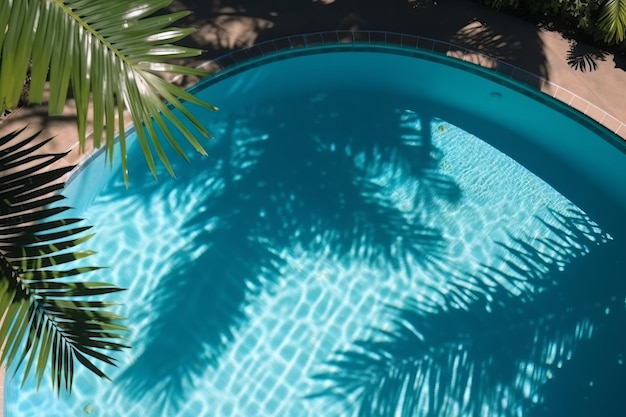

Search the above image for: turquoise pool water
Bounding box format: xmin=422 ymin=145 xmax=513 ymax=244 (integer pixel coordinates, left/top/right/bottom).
xmin=6 ymin=49 xmax=626 ymax=416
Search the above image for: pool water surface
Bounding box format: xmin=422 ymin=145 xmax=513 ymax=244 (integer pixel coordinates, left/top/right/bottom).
xmin=5 ymin=50 xmax=626 ymax=417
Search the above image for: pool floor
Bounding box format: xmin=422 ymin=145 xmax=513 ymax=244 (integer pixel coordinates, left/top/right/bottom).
xmin=6 ymin=77 xmax=626 ymax=417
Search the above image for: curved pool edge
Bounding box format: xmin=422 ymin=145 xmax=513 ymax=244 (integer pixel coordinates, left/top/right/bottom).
xmin=193 ymin=31 xmax=626 ymax=146
xmin=61 ymin=33 xmax=626 ymax=223
xmin=68 ymin=31 xmax=626 ymax=189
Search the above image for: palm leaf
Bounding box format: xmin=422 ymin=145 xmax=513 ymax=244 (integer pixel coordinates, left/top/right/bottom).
xmin=0 ymin=128 xmax=127 ymax=393
xmin=598 ymin=0 xmax=626 ymax=44
xmin=0 ymin=0 xmax=218 ymax=183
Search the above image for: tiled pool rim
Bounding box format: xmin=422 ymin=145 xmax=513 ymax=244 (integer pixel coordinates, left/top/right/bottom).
xmin=68 ymin=29 xmax=626 ymax=185
xmin=191 ymin=30 xmax=626 ymax=147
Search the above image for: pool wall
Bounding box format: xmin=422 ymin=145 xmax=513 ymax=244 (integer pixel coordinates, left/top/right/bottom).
xmin=66 ymin=43 xmax=626 ymax=235
xmin=196 ymin=47 xmax=626 ymax=209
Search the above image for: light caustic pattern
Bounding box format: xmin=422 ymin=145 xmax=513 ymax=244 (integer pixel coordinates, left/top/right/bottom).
xmin=6 ymin=95 xmax=618 ymax=417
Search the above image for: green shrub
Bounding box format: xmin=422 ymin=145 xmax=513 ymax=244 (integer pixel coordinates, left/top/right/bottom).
xmin=478 ymin=0 xmax=626 ymax=46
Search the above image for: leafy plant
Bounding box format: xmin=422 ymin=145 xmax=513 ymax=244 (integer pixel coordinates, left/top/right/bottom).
xmin=476 ymin=0 xmax=626 ymax=45
xmin=0 ymin=0 xmax=222 ymax=395
xmin=0 ymin=0 xmax=218 ymax=182
xmin=598 ymin=0 xmax=626 ymax=44
xmin=0 ymin=127 xmax=127 ymax=393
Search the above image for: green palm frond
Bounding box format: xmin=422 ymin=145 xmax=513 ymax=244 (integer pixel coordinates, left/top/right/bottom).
xmin=0 ymin=127 xmax=127 ymax=393
xmin=0 ymin=0 xmax=218 ymax=182
xmin=598 ymin=0 xmax=626 ymax=44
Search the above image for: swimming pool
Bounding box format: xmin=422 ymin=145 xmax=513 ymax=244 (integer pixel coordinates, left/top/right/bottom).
xmin=5 ymin=41 xmax=626 ymax=416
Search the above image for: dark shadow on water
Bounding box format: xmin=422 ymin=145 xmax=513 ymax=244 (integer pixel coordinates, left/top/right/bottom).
xmin=308 ymin=208 xmax=626 ymax=416
xmin=111 ymin=91 xmax=461 ymax=413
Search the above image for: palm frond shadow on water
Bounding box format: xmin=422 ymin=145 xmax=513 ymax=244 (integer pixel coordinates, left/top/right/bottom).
xmin=308 ymin=208 xmax=626 ymax=417
xmin=111 ymin=93 xmax=462 ymax=413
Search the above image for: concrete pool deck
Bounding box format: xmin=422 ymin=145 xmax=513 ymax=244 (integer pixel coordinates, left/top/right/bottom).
xmin=1 ymin=0 xmax=625 ymax=415
xmin=1 ymin=0 xmax=626 ymax=172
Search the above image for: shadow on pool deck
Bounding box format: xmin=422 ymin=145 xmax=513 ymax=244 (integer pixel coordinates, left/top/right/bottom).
xmin=170 ymin=0 xmax=548 ymax=87
xmin=109 ymin=95 xmax=461 ymax=414
xmin=2 ymin=0 xmax=626 ymax=173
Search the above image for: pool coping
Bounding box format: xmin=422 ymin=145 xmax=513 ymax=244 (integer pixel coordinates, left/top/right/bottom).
xmin=66 ymin=30 xmax=626 ymax=187
xmin=191 ymin=30 xmax=626 ymax=144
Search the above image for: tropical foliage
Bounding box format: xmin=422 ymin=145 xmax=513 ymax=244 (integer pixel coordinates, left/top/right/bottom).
xmin=0 ymin=0 xmax=218 ymax=182
xmin=0 ymin=128 xmax=127 ymax=392
xmin=598 ymin=0 xmax=626 ymax=44
xmin=0 ymin=0 xmax=218 ymax=393
xmin=478 ymin=0 xmax=626 ymax=45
